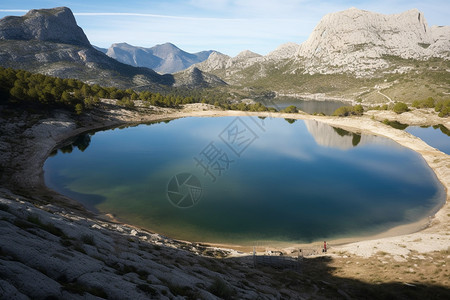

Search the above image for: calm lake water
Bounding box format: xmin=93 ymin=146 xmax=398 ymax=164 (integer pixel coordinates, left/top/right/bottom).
xmin=405 ymin=125 xmax=450 ymax=155
xmin=44 ymin=117 xmax=445 ymax=244
xmin=258 ymin=97 xmax=347 ymax=115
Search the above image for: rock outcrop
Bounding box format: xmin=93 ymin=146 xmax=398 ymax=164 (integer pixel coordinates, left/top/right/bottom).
xmin=106 ymin=42 xmax=217 ymax=74
xmin=267 ymin=42 xmax=301 ymax=60
xmin=0 ymin=7 xmax=91 ymax=47
xmin=295 ymin=8 xmax=450 ymax=75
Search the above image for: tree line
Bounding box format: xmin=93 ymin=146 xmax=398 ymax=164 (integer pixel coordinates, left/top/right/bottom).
xmin=0 ymin=67 xmax=206 ymax=114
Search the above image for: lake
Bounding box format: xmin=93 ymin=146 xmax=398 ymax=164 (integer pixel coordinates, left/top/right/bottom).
xmin=405 ymin=125 xmax=450 ymax=155
xmin=257 ymin=97 xmax=347 ymax=115
xmin=44 ymin=117 xmax=445 ymax=245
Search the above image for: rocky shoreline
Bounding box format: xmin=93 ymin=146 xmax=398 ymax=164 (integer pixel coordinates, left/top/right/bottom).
xmin=0 ymin=102 xmax=449 ymax=298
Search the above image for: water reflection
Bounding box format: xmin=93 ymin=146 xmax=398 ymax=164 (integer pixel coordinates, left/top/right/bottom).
xmin=259 ymin=97 xmax=347 ymax=115
xmin=382 ymin=120 xmax=409 ymax=130
xmin=406 ymin=124 xmax=450 ymax=155
xmin=284 ymin=118 xmax=297 ymax=124
xmin=55 ymin=133 xmax=92 ymax=154
xmin=303 ymin=120 xmax=380 ymax=150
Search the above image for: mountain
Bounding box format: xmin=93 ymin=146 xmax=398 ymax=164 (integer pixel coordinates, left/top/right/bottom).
xmin=0 ymin=7 xmax=91 ymax=47
xmin=0 ymin=7 xmax=174 ymax=88
xmin=185 ymin=7 xmax=449 ymax=103
xmin=106 ymin=42 xmax=217 ymax=74
xmin=93 ymin=45 xmax=108 ymax=54
xmin=173 ymin=67 xmax=226 ymax=88
xmin=295 ymin=8 xmax=450 ymax=75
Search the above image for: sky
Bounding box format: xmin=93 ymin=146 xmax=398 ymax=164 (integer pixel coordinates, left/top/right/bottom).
xmin=0 ymin=1 xmax=448 ymax=56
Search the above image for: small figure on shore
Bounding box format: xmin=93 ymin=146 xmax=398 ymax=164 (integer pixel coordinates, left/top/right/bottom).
xmin=323 ymin=241 xmax=327 ymax=253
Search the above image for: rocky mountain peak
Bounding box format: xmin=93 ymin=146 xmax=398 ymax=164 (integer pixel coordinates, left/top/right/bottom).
xmin=235 ymin=50 xmax=261 ymax=60
xmin=295 ymin=7 xmax=449 ymax=75
xmin=0 ymin=7 xmax=91 ymax=47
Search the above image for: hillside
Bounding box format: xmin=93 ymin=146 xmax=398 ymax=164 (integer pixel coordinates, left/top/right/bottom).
xmin=106 ymin=42 xmax=217 ymax=74
xmin=0 ymin=7 xmax=223 ymax=89
xmin=185 ymin=8 xmax=450 ymax=104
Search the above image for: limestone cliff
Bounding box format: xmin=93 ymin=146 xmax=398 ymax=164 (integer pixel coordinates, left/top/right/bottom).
xmin=0 ymin=7 xmax=91 ymax=48
xmin=296 ymin=8 xmax=449 ymax=75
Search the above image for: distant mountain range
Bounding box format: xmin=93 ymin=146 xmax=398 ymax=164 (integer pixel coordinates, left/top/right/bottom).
xmin=0 ymin=6 xmax=448 ymax=103
xmin=104 ymin=42 xmax=217 ymax=74
xmin=190 ymin=8 xmax=449 ymax=78
xmin=181 ymin=7 xmax=449 ymax=103
xmin=0 ymin=7 xmax=222 ymax=89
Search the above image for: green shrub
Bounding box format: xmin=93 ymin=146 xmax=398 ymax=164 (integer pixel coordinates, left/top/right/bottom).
xmin=353 ymin=104 xmax=364 ymax=115
xmin=435 ymin=99 xmax=450 ymax=117
xmin=333 ymin=106 xmax=352 ymax=116
xmin=282 ymin=105 xmax=298 ymax=113
xmin=332 ymin=105 xmax=364 ymax=117
xmin=117 ymin=97 xmax=135 ymax=108
xmin=412 ymin=97 xmax=435 ymax=108
xmin=392 ymin=102 xmax=409 ymax=114
xmin=75 ymin=103 xmax=83 ymax=115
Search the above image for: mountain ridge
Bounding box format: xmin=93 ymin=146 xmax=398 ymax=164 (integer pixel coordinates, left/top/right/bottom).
xmin=191 ymin=7 xmax=449 ymax=79
xmin=0 ymin=7 xmax=224 ymax=89
xmin=106 ymin=42 xmax=218 ymax=74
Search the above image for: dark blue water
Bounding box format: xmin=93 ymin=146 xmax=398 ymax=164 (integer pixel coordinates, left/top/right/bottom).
xmin=405 ymin=125 xmax=450 ymax=155
xmin=44 ymin=117 xmax=445 ymax=244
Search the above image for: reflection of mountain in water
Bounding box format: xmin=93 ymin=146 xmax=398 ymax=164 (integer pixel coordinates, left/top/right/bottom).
xmin=304 ymin=120 xmax=380 ymax=150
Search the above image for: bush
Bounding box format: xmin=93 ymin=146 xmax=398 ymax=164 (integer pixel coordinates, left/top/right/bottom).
xmin=332 ymin=105 xmax=364 ymax=117
xmin=392 ymin=102 xmax=409 ymax=114
xmin=75 ymin=103 xmax=83 ymax=115
xmin=435 ymin=99 xmax=450 ymax=117
xmin=412 ymin=97 xmax=435 ymax=108
xmin=282 ymin=105 xmax=298 ymax=113
xmin=353 ymin=104 xmax=364 ymax=115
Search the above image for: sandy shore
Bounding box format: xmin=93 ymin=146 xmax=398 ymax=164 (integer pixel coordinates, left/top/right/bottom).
xmin=2 ymin=102 xmax=449 ymax=259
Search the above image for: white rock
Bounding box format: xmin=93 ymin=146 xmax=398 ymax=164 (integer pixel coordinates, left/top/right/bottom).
xmin=296 ymin=8 xmax=449 ymax=75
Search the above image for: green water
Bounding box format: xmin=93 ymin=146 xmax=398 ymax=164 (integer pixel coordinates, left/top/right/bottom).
xmin=44 ymin=117 xmax=445 ymax=244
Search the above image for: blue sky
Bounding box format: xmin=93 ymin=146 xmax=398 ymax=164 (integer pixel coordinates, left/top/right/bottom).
xmin=1 ymin=1 xmax=448 ymax=56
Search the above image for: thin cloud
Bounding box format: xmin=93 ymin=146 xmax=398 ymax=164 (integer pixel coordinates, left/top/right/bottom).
xmin=0 ymin=9 xmax=28 ymax=12
xmin=74 ymin=12 xmax=298 ymax=22
xmin=74 ymin=12 xmax=246 ymax=21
